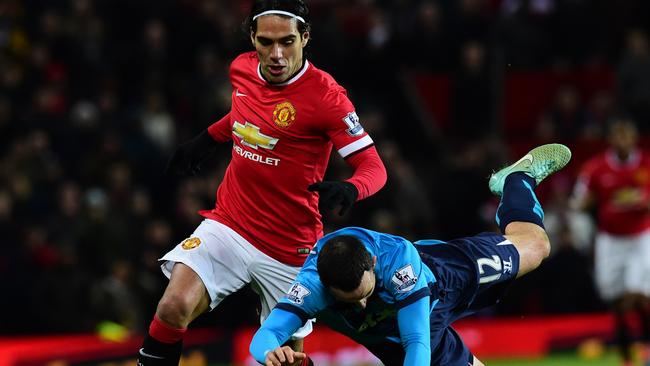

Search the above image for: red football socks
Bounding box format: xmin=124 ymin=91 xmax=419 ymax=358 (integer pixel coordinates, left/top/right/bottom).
xmin=149 ymin=315 xmax=187 ymax=344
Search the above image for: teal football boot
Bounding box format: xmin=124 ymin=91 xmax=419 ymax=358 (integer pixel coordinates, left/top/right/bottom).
xmin=489 ymin=143 xmax=572 ymax=196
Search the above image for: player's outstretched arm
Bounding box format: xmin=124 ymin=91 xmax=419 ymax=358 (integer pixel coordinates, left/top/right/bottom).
xmin=250 ymin=308 xmax=304 ymax=364
xmin=397 ymin=296 xmax=431 ymax=366
xmin=344 ymin=146 xmax=386 ymax=201
xmin=309 ymin=147 xmax=386 ymax=216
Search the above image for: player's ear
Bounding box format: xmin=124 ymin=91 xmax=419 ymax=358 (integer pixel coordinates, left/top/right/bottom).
xmin=250 ymin=29 xmax=256 ymax=47
xmin=372 ymin=256 xmax=377 ymax=267
xmin=301 ymin=32 xmax=310 ymax=48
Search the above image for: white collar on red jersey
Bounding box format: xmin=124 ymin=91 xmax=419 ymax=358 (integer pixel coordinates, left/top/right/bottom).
xmin=606 ymin=148 xmax=641 ymax=168
xmin=257 ymin=60 xmax=310 ymax=86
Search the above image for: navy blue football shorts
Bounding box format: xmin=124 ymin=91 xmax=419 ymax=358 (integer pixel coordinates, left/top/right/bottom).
xmin=413 ymin=232 xmax=521 ymax=366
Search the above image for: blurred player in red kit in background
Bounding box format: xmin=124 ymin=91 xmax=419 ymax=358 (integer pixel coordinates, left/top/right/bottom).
xmin=136 ymin=1 xmax=387 ymax=365
xmin=572 ymin=118 xmax=650 ymax=366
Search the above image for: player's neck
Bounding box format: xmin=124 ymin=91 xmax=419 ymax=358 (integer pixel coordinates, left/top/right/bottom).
xmin=262 ymin=59 xmax=307 ymax=86
xmin=610 ymin=148 xmax=639 ymax=165
xmin=617 ymin=149 xmax=634 ymax=161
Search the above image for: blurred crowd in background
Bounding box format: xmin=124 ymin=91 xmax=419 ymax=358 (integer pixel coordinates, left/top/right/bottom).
xmin=1 ymin=0 xmax=650 ymax=336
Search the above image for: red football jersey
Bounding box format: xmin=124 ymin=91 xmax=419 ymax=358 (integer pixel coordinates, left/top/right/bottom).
xmin=574 ymin=149 xmax=650 ymax=235
xmin=201 ymin=52 xmax=374 ymax=266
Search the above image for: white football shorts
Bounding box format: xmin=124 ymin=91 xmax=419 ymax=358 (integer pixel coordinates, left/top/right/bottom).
xmin=594 ymin=229 xmax=650 ymax=301
xmin=160 ymin=218 xmax=313 ymax=338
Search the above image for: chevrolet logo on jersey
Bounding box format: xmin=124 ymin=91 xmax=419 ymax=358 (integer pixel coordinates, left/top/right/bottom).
xmin=232 ymin=121 xmax=279 ymax=150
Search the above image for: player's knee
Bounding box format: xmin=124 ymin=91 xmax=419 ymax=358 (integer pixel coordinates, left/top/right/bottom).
xmin=530 ymin=230 xmax=551 ymax=267
xmin=513 ymin=226 xmax=550 ymax=271
xmin=156 ymin=293 xmax=195 ymax=327
xmin=537 ymin=232 xmax=551 ymax=260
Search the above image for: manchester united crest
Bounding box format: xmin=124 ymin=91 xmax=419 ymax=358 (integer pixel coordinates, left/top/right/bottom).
xmin=273 ymin=101 xmax=296 ymax=128
xmin=181 ymin=237 xmax=201 ymax=250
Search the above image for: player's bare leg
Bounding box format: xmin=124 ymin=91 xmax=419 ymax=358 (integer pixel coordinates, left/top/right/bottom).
xmin=503 ymin=222 xmax=550 ymax=277
xmin=156 ymin=263 xmax=210 ymax=327
xmin=138 ymin=263 xmax=210 ymax=365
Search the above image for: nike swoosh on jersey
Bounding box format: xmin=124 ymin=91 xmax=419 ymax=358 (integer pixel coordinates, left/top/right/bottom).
xmin=139 ymin=348 xmax=165 ymax=359
xmin=235 ymin=89 xmax=247 ymax=97
xmin=496 ymin=239 xmax=513 ymax=246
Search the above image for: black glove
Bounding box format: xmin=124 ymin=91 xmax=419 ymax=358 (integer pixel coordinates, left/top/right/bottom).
xmin=308 ymin=181 xmax=359 ymax=216
xmin=165 ymin=130 xmax=218 ymax=176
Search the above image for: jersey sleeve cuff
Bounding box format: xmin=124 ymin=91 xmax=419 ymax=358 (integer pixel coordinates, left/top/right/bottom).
xmin=337 ymin=135 xmax=373 ymax=158
xmin=275 ymin=303 xmax=312 ymax=324
xmin=395 ymin=287 xmax=431 ymax=309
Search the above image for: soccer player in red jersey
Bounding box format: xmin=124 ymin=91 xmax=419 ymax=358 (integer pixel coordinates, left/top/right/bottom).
xmin=136 ymin=1 xmax=387 ymax=365
xmin=573 ymin=118 xmax=650 ymax=366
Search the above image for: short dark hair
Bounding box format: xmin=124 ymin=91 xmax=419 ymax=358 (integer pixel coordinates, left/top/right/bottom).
xmin=246 ymin=0 xmax=311 ymax=35
xmin=317 ymin=235 xmax=373 ymax=292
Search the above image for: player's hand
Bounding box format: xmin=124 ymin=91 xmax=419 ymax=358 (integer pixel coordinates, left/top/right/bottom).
xmin=264 ymin=346 xmax=306 ymax=366
xmin=308 ymin=181 xmax=358 ymax=216
xmin=165 ymin=130 xmax=218 ymax=176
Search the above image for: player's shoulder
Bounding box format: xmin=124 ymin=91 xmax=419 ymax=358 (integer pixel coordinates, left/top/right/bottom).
xmin=335 ymin=227 xmax=411 ymax=252
xmin=305 ymin=62 xmax=347 ymax=97
xmin=287 ymin=266 xmax=329 ymax=308
xmin=229 ymin=51 xmax=258 ymax=79
xmin=231 ymin=51 xmax=257 ymax=67
xmin=327 ymin=226 xmax=378 ymax=237
xmin=640 ymin=150 xmax=650 ymax=163
xmin=314 ymin=227 xmax=414 ymax=264
xmin=308 ymin=63 xmax=343 ymax=88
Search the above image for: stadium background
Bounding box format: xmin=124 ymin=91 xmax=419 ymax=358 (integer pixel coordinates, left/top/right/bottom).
xmin=1 ymin=0 xmax=650 ymax=365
